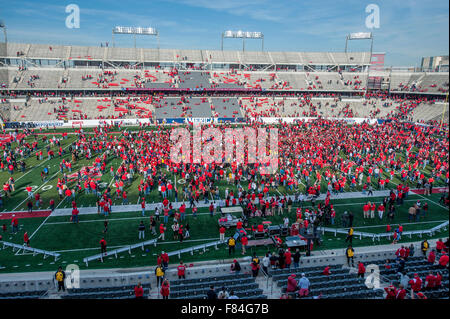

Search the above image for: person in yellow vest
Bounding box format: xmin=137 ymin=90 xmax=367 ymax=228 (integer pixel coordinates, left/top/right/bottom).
xmin=228 ymin=236 xmax=236 ymax=255
xmin=55 ymin=266 xmax=66 ymax=292
xmin=346 ymin=245 xmax=355 ymax=267
xmin=155 ymin=264 xmax=165 ymax=287
xmin=421 ymin=239 xmax=429 ymax=257
xmin=345 ymin=227 xmax=354 ymax=244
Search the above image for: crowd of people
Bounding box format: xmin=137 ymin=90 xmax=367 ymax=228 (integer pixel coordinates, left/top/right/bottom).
xmin=1 ymin=102 xmax=448 ymax=300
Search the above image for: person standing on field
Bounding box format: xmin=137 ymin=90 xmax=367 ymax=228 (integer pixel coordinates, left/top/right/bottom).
xmin=138 ymin=221 xmax=145 ymax=239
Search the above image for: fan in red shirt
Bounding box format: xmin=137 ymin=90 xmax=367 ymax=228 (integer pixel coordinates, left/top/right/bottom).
xmin=285 ymin=249 xmax=292 ymax=268
xmin=428 ymin=250 xmax=436 ymax=264
xmin=177 ymin=261 xmax=186 ymax=279
xmin=161 ymin=251 xmax=169 ymax=268
xmin=357 ymin=262 xmax=365 ymax=278
xmin=436 ymin=239 xmax=445 ymax=253
xmin=158 ymin=223 xmax=166 ymax=241
xmin=434 ymin=272 xmax=442 ymax=288
xmin=415 ymin=292 xmax=427 ymax=299
xmin=286 ymin=274 xmax=298 ymax=292
xmin=409 ymin=274 xmax=422 ymax=292
xmin=134 ymin=283 xmax=144 ymax=299
xmin=395 ymin=285 xmax=407 ymax=299
xmin=100 ymin=238 xmax=107 ymax=255
xmin=438 ymin=253 xmax=449 ymax=268
xmin=323 ymin=266 xmax=331 ymax=276
xmin=160 ymin=279 xmax=170 ymax=300
xmin=23 ymin=231 xmax=30 ymax=247
xmin=71 ymin=207 xmax=79 ymax=223
xmin=424 ymin=272 xmax=436 ymax=290
xmin=241 ymin=235 xmax=248 ymax=255
xmin=219 ymin=226 xmax=226 ymax=241
xmin=363 ymin=203 xmax=370 ymax=219
xmin=384 ymin=285 xmax=397 ymax=299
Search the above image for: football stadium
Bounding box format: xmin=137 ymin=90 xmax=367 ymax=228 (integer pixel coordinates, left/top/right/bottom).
xmin=0 ymin=0 xmax=448 ymax=303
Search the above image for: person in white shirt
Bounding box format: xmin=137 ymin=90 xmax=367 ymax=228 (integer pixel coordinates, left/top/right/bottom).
xmin=262 ymin=253 xmax=270 ymax=274
xmin=218 ymin=287 xmax=229 ymax=299
xmin=228 ymin=290 xmax=239 ymax=299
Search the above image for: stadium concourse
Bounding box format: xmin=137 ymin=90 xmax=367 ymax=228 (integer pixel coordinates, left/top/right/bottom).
xmin=0 ymin=43 xmax=449 ymax=300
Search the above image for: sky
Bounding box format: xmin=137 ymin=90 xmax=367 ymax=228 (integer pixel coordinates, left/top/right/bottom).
xmin=0 ymin=0 xmax=448 ymax=67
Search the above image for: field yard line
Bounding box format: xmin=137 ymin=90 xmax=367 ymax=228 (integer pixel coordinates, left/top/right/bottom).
xmin=44 ymin=210 xmax=228 ymax=223
xmin=414 ymin=193 xmax=448 ymax=210
xmin=35 ymin=196 xmax=436 ymax=219
xmin=388 ymin=179 xmax=448 ymax=210
xmin=12 ymin=170 xmax=60 ymax=211
xmin=54 ymin=197 xmax=68 ymax=210
xmin=29 ymin=214 xmax=52 ymax=240
xmin=44 ymin=216 xmax=147 ymax=225
xmin=295 ymin=174 xmax=306 ymax=187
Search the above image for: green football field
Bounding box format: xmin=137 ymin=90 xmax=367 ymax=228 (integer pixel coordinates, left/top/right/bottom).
xmin=0 ymin=126 xmax=448 ymax=273
xmin=0 ymin=192 xmax=448 ymax=273
xmin=1 ymin=126 xmax=448 ymax=213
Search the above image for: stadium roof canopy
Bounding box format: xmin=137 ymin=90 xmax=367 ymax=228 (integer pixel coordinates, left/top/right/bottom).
xmin=2 ymin=42 xmax=371 ymax=67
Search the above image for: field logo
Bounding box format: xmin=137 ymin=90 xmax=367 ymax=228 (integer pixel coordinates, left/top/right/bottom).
xmin=365 ymin=4 xmax=380 ymax=29
xmin=170 ymin=125 xmax=278 ymax=174
xmin=65 ymin=4 xmax=80 ymax=29
xmin=65 ymin=264 xmax=80 ymax=289
xmin=364 ymin=264 xmax=380 ymax=289
xmin=68 ymin=166 xmax=102 ymax=182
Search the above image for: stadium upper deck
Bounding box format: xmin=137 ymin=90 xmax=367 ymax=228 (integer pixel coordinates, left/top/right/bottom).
xmin=0 ymin=43 xmax=448 ymax=96
xmin=3 ymin=42 xmax=371 ymax=66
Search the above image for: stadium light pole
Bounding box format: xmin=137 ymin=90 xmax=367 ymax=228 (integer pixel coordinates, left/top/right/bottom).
xmin=345 ymin=32 xmax=373 ymax=95
xmin=345 ymin=32 xmax=373 ymax=69
xmin=0 ymin=20 xmax=7 ymax=43
xmin=112 ymin=26 xmax=159 ymax=49
xmin=222 ymin=31 xmax=264 ymax=52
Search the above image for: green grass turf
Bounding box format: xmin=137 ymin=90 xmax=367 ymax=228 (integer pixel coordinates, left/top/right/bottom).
xmin=0 ymin=127 xmax=448 ymax=273
xmin=0 ymin=193 xmax=448 ymax=273
xmin=2 ymin=126 xmax=448 ymax=213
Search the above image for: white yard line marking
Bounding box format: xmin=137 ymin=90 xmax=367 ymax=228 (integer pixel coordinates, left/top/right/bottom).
xmin=389 ymin=179 xmax=448 ymax=210
xmin=54 ymin=197 xmax=68 ymax=210
xmin=29 ymin=214 xmax=52 ymax=240
xmin=12 ymin=171 xmax=60 ymax=211
xmin=414 ymin=193 xmax=448 ymax=210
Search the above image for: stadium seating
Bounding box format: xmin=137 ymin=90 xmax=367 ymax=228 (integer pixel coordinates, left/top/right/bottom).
xmin=210 ymin=97 xmax=242 ymax=118
xmin=371 ymin=255 xmax=449 ymax=299
xmin=169 ymin=273 xmax=266 ymax=299
xmin=178 ymin=71 xmax=211 ymax=89
xmin=0 ymin=290 xmax=48 ymax=299
xmin=271 ymin=265 xmax=385 ymax=299
xmin=61 ymin=283 xmax=151 ymax=299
